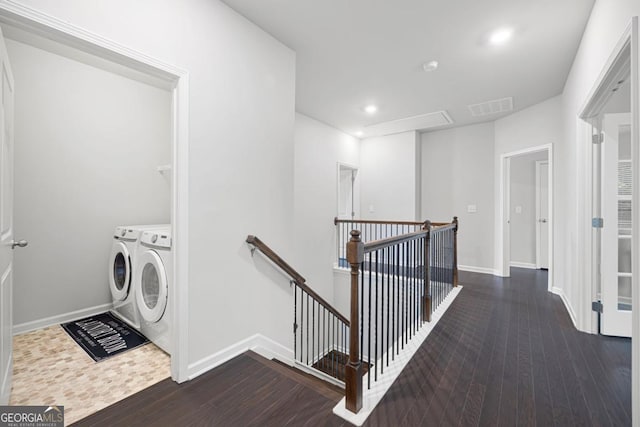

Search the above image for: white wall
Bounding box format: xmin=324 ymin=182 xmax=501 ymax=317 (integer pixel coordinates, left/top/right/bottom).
xmin=293 ymin=113 xmax=359 ymax=308
xmin=359 ymin=131 xmax=419 ymax=221
xmin=510 ymin=151 xmax=548 ymax=267
xmin=421 ymin=122 xmax=495 ymax=272
xmin=8 ymin=39 xmax=171 ymax=326
xmin=11 ymin=0 xmax=297 ymax=373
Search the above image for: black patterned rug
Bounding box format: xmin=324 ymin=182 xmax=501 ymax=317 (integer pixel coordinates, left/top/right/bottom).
xmin=61 ymin=312 xmax=149 ymax=362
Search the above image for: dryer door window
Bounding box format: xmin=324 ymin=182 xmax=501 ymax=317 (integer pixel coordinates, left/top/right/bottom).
xmin=142 ymin=263 xmax=160 ymax=309
xmin=136 ymin=250 xmax=167 ymax=322
xmin=109 ymin=241 xmax=131 ymax=301
xmin=113 ymin=253 xmax=127 ymax=291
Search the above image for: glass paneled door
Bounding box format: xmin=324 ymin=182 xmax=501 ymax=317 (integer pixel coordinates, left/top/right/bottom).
xmin=601 ymin=113 xmax=632 ymax=337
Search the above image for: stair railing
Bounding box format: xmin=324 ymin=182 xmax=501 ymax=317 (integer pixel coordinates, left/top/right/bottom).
xmin=334 ymin=217 xmax=451 ymax=266
xmin=246 ymin=235 xmax=350 ymax=383
xmin=344 ymin=217 xmax=458 ymax=413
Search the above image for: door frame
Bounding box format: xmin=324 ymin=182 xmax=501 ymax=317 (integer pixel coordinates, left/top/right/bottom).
xmin=535 ymin=160 xmax=549 ymax=269
xmin=577 ymin=17 xmax=638 ymax=425
xmin=498 ymin=144 xmax=554 ymax=293
xmin=336 ymin=162 xmax=358 ymax=219
xmin=0 ymin=2 xmax=191 ymax=383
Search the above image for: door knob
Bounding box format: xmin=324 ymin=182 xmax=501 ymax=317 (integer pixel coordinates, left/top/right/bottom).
xmin=538 ymin=219 xmax=547 ymax=223
xmin=10 ymin=239 xmax=28 ymax=249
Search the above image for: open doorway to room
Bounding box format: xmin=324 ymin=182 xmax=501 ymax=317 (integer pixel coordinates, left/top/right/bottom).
xmin=337 ymin=163 xmax=358 ymax=220
xmin=579 ymin=24 xmax=634 ymax=339
xmin=0 ymin=4 xmax=189 ymax=422
xmin=508 ymin=151 xmax=550 ymax=272
xmin=578 ymin=17 xmax=637 ymax=423
xmin=499 ymin=144 xmax=553 ymax=290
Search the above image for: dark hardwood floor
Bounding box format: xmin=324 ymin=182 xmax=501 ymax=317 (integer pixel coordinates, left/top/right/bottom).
xmin=72 ymin=269 xmax=631 ymax=426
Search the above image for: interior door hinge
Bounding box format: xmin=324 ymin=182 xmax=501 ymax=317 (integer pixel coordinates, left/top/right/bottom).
xmin=592 ymin=217 xmax=604 ymax=228
xmin=592 ymin=133 xmax=604 ymax=144
xmin=592 ymin=301 xmax=603 ymax=313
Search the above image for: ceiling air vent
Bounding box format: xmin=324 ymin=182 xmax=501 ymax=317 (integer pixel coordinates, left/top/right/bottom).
xmin=468 ymin=97 xmax=513 ymax=117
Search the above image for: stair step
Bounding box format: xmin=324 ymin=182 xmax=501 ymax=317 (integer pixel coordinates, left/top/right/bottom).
xmin=245 ymin=351 xmax=343 ymax=402
xmin=311 ymin=350 xmax=371 ymax=382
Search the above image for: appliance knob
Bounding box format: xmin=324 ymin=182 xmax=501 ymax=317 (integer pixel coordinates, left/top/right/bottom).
xmin=121 ymin=230 xmax=126 ymax=237
xmin=152 ymin=234 xmax=158 ymax=243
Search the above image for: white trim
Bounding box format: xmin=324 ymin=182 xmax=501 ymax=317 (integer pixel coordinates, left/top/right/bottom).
xmin=551 ymin=287 xmax=579 ymax=330
xmin=12 ymin=302 xmax=113 ymax=335
xmin=333 ymin=286 xmax=462 ymax=426
xmin=535 ymin=160 xmax=549 ymax=269
xmin=498 ymin=144 xmax=554 ymax=292
xmin=187 ymin=334 xmax=293 ymax=381
xmin=579 ymin=22 xmax=633 ymax=120
xmin=630 ymin=16 xmax=639 ymax=427
xmin=0 ymin=0 xmax=191 ymax=383
xmin=0 ymin=357 xmax=11 ymax=405
xmin=458 ymin=264 xmax=499 ymax=276
xmin=510 ymin=261 xmax=537 ymax=270
xmin=171 ymin=75 xmax=190 ymax=383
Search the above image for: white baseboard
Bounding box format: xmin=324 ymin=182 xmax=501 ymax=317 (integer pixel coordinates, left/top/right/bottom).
xmin=187 ymin=333 xmax=294 ymax=381
xmin=510 ymin=261 xmax=537 ymax=270
xmin=250 ymin=334 xmax=294 ymax=362
xmin=551 ymin=286 xmax=578 ymax=329
xmin=13 ymin=302 xmax=113 ymax=336
xmin=458 ymin=264 xmax=498 ymax=276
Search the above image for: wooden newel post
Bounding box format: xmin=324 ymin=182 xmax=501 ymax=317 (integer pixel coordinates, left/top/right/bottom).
xmin=453 ymin=216 xmax=459 ymax=287
xmin=422 ymin=220 xmax=432 ymax=322
xmin=345 ymin=230 xmax=364 ymax=413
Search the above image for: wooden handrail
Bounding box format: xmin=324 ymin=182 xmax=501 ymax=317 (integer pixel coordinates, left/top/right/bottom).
xmin=363 ymin=229 xmax=428 ymax=253
xmin=246 ymin=235 xmax=350 ymax=326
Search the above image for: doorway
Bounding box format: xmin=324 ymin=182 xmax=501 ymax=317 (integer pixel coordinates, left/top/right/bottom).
xmin=507 ymin=150 xmax=550 ymax=272
xmin=0 ymin=3 xmax=189 ymax=409
xmin=337 ymin=163 xmax=358 ymax=220
xmin=499 ymin=144 xmax=553 ymax=290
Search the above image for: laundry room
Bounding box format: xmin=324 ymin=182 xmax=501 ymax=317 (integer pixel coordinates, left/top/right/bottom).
xmin=2 ymin=24 xmax=173 ymax=421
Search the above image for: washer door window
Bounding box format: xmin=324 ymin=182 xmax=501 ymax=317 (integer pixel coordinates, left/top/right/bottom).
xmin=136 ymin=250 xmax=167 ymax=322
xmin=109 ymin=241 xmax=131 ymax=301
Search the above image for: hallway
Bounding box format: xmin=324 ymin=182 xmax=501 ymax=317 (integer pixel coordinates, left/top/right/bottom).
xmin=73 ymin=269 xmax=631 ymax=426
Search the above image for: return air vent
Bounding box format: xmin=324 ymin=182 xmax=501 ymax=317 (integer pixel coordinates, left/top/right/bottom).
xmin=468 ymin=97 xmax=513 ymax=117
xmin=363 ymin=110 xmax=453 ymax=137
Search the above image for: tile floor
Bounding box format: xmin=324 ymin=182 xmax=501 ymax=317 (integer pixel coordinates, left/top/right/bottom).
xmin=10 ymin=325 xmax=170 ymax=425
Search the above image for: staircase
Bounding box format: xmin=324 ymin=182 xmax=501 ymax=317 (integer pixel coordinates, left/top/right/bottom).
xmin=247 ymin=352 xmax=344 ymax=402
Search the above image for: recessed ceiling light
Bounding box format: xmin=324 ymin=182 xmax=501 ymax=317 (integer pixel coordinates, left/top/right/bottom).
xmin=364 ymin=104 xmax=378 ymax=114
xmin=422 ymin=60 xmax=439 ymax=72
xmin=489 ymin=28 xmax=513 ymax=45
xmin=355 ymin=131 xmax=364 ymax=137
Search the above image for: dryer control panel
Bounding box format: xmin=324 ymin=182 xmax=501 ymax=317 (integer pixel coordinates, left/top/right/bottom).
xmin=140 ymin=231 xmax=172 ymax=249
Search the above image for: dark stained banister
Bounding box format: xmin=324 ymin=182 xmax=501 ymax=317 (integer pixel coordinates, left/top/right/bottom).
xmin=246 ymin=235 xmax=349 ymax=327
xmin=343 ymin=217 xmax=459 ymax=414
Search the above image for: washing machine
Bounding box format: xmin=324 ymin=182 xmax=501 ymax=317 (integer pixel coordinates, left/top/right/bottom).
xmin=108 ymin=224 xmax=169 ymax=329
xmin=134 ymin=229 xmax=172 ymax=354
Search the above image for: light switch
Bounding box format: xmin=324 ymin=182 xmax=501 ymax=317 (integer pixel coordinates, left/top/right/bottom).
xmin=467 ymin=204 xmax=477 ymax=213
xmin=369 ymin=205 xmax=375 ymax=213
xmin=515 ymin=206 xmax=522 ymax=214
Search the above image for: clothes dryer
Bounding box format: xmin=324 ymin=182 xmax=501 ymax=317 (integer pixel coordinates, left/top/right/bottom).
xmin=134 ymin=229 xmax=172 ymax=354
xmin=108 ymin=224 xmax=168 ymax=328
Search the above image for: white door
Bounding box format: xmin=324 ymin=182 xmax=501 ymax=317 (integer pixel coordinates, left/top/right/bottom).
xmin=536 ymin=161 xmax=549 ymax=269
xmin=601 ymin=113 xmax=632 ymax=337
xmin=0 ymin=28 xmax=15 ymax=405
xmin=337 ymin=165 xmax=357 ymax=219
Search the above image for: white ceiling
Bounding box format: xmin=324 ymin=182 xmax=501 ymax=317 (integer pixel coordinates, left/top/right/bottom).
xmin=222 ymin=0 xmax=595 ymax=137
